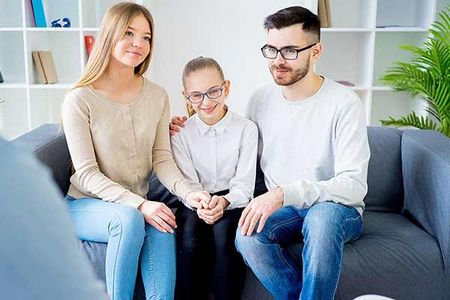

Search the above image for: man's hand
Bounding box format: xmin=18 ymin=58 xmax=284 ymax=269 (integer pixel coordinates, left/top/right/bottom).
xmin=197 ymin=196 xmax=229 ymax=224
xmin=169 ymin=116 xmax=187 ymax=136
xmin=138 ymin=200 xmax=177 ymax=233
xmin=186 ymin=191 xmax=211 ymax=210
xmin=238 ymin=187 xmax=284 ymax=236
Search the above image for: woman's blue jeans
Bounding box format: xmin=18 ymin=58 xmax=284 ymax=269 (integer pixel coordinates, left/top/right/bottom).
xmin=235 ymin=201 xmax=363 ymax=300
xmin=65 ymin=196 xmax=176 ymax=300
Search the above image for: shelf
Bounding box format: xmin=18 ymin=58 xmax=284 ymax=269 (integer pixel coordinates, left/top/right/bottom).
xmin=0 ymin=28 xmax=23 ymax=32
xmin=26 ymin=31 xmax=81 ymax=84
xmin=373 ymin=31 xmax=428 ymax=86
xmin=322 ymin=28 xmax=372 ymax=32
xmin=317 ymin=31 xmax=373 ymax=87
xmin=26 ymin=27 xmax=82 ymax=32
xmin=0 ymin=31 xmax=26 ymax=85
xmin=25 ymin=0 xmax=80 ymax=28
xmin=0 ymin=82 xmax=27 ymax=89
xmin=0 ymin=89 xmax=29 ymax=140
xmin=377 ymin=0 xmax=435 ymax=29
xmin=375 ymin=27 xmax=429 ymax=32
xmin=373 ymin=86 xmax=395 ymax=91
xmin=0 ymin=0 xmax=22 ymax=27
xmin=327 ymin=0 xmax=377 ymax=28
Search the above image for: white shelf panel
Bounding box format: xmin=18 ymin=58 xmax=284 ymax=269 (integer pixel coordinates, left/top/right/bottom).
xmin=26 ymin=28 xmax=81 ymax=32
xmin=83 ymin=27 xmax=100 ymax=32
xmin=0 ymin=28 xmax=23 ymax=32
xmin=0 ymin=31 xmax=26 ymax=84
xmin=30 ymin=89 xmax=66 ymax=129
xmin=0 ymin=82 xmax=27 ymax=89
xmin=375 ymin=27 xmax=429 ymax=32
xmin=0 ymin=89 xmax=29 ymax=140
xmin=322 ymin=28 xmax=372 ymax=32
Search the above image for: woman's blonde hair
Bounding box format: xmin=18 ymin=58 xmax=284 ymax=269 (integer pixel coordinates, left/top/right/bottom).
xmin=72 ymin=2 xmax=154 ymax=89
xmin=182 ymin=56 xmax=225 ymax=116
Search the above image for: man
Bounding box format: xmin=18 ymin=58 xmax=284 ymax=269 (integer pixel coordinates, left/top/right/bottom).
xmin=170 ymin=6 xmax=370 ymax=300
xmin=235 ymin=6 xmax=370 ymax=300
xmin=0 ymin=138 xmax=107 ymax=300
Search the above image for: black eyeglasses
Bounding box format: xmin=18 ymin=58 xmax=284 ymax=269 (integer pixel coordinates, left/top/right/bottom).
xmin=185 ymin=82 xmax=225 ymax=104
xmin=261 ymin=43 xmax=317 ymax=60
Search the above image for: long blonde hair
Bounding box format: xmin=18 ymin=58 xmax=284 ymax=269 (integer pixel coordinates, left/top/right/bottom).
xmin=72 ymin=2 xmax=154 ymax=89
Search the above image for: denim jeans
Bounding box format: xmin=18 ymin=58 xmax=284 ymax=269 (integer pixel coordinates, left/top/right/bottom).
xmin=235 ymin=201 xmax=363 ymax=300
xmin=65 ymin=196 xmax=176 ymax=300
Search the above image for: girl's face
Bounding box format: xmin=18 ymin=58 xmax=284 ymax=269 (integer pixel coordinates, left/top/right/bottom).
xmin=183 ymin=68 xmax=230 ymax=125
xmin=112 ymin=14 xmax=151 ymax=68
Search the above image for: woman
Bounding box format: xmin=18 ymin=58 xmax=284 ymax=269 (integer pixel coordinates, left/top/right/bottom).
xmin=61 ymin=3 xmax=209 ymax=300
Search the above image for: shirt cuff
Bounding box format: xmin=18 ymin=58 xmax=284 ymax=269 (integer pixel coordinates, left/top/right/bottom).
xmin=121 ymin=193 xmax=146 ymax=209
xmin=223 ymin=191 xmax=250 ymax=210
xmin=279 ymin=183 xmax=303 ymax=207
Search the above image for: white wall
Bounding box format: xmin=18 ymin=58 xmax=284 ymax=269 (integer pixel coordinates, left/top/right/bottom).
xmin=143 ymin=0 xmax=313 ymax=117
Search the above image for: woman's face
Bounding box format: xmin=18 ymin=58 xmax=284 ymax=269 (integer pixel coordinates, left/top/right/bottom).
xmin=183 ymin=68 xmax=230 ymax=124
xmin=112 ymin=14 xmax=151 ymax=68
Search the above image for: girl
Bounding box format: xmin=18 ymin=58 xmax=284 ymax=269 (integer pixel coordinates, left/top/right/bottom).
xmin=171 ymin=56 xmax=258 ymax=300
xmin=61 ymin=3 xmax=209 ymax=300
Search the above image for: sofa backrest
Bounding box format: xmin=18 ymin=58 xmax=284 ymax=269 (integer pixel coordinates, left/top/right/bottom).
xmin=365 ymin=127 xmax=404 ymax=212
xmin=12 ymin=124 xmax=405 ymax=213
xmin=12 ymin=124 xmax=71 ymax=196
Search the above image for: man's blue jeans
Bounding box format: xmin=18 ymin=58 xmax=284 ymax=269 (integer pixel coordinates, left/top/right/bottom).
xmin=65 ymin=196 xmax=176 ymax=300
xmin=235 ymin=202 xmax=363 ymax=300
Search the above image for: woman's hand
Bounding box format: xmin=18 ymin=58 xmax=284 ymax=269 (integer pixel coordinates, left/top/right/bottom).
xmin=169 ymin=115 xmax=187 ymax=136
xmin=138 ymin=200 xmax=177 ymax=233
xmin=197 ymin=196 xmax=230 ymax=224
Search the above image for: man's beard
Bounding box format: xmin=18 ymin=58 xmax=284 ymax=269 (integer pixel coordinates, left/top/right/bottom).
xmin=270 ymin=57 xmax=310 ymax=86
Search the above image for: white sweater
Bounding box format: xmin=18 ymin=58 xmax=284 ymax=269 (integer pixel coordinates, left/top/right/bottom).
xmin=246 ymin=77 xmax=370 ymax=214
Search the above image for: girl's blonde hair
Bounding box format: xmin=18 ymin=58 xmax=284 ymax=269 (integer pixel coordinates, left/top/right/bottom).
xmin=182 ymin=56 xmax=225 ymax=116
xmin=72 ymin=2 xmax=154 ymax=89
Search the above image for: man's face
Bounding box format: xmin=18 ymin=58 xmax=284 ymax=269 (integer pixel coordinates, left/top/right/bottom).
xmin=266 ymin=24 xmax=315 ymax=86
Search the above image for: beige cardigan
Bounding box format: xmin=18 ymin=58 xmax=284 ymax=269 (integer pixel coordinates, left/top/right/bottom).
xmin=61 ymin=78 xmax=196 ymax=208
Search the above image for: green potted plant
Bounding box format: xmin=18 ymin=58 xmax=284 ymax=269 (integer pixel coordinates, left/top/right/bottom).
xmin=380 ymin=6 xmax=450 ymax=138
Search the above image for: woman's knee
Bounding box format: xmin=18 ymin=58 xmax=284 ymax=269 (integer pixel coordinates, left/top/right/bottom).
xmin=109 ymin=205 xmax=145 ymax=239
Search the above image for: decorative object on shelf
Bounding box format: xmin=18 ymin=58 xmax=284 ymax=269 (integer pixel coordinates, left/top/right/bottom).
xmin=30 ymin=0 xmax=47 ymax=27
xmin=318 ymin=0 xmax=332 ymax=28
xmin=31 ymin=51 xmax=58 ymax=84
xmin=380 ymin=6 xmax=450 ymax=138
xmin=0 ymin=68 xmax=4 ymax=83
xmin=50 ymin=17 xmax=71 ymax=28
xmin=84 ymin=35 xmax=95 ymax=58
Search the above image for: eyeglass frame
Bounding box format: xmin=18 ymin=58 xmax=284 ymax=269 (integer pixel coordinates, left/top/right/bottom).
xmin=260 ymin=43 xmax=317 ymax=60
xmin=184 ymin=81 xmax=226 ymax=104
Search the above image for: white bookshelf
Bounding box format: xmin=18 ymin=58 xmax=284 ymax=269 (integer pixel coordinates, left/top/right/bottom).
xmin=0 ymin=0 xmax=134 ymax=140
xmin=0 ymin=0 xmax=441 ymax=140
xmin=314 ymin=0 xmax=437 ymax=125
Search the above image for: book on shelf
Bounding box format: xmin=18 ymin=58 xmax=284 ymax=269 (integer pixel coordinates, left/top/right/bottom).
xmin=30 ymin=0 xmax=47 ymax=27
xmin=32 ymin=51 xmax=58 ymax=84
xmin=84 ymin=35 xmax=95 ymax=58
xmin=318 ymin=0 xmax=332 ymax=28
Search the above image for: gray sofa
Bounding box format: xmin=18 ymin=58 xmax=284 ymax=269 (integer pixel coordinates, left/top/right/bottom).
xmin=12 ymin=124 xmax=450 ymax=300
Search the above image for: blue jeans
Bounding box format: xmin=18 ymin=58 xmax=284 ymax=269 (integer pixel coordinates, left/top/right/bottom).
xmin=65 ymin=196 xmax=176 ymax=300
xmin=235 ymin=202 xmax=363 ymax=300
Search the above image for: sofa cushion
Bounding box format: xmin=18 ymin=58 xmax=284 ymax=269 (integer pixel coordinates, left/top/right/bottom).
xmin=364 ymin=127 xmax=404 ymax=212
xmin=277 ymin=212 xmax=445 ymax=300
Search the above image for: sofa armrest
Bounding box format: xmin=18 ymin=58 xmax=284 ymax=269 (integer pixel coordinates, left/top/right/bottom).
xmin=401 ymin=129 xmax=450 ymax=274
xmin=12 ymin=124 xmax=71 ymax=195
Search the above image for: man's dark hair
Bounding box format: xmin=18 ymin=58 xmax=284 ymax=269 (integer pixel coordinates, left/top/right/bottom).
xmin=264 ymin=6 xmax=320 ymax=42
